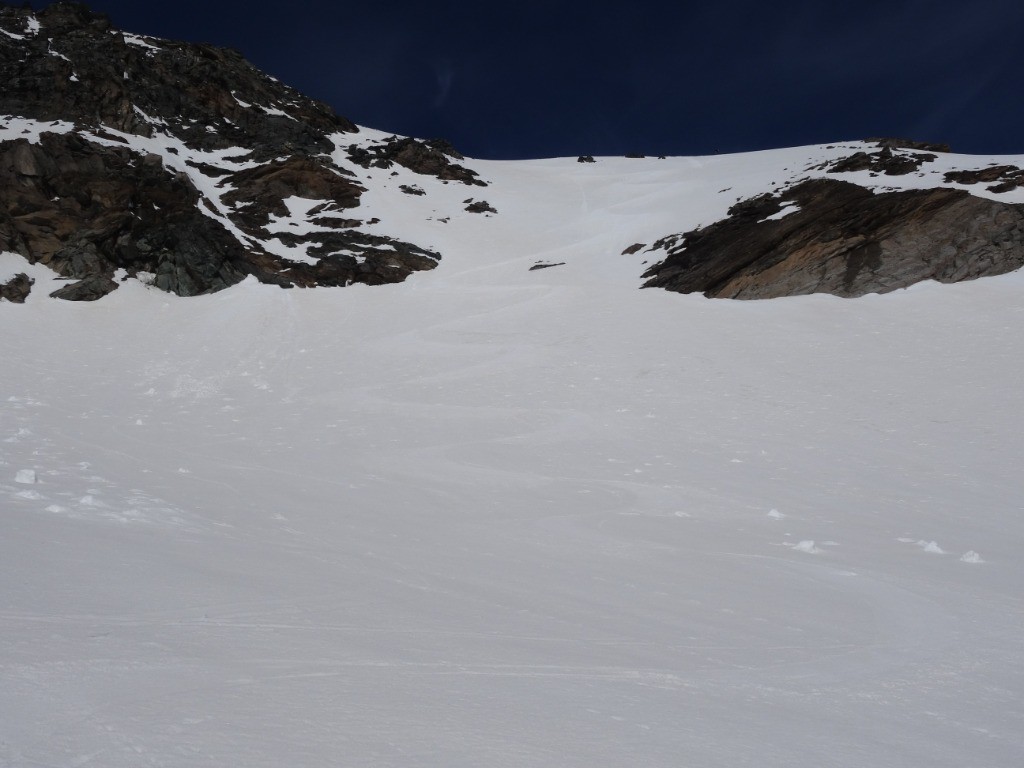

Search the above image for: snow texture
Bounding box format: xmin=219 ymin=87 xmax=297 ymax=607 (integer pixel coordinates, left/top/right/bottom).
xmin=1 ymin=134 xmax=1023 ymax=768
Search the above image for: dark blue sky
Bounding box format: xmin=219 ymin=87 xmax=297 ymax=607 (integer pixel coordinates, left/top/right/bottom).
xmin=30 ymin=0 xmax=1024 ymax=158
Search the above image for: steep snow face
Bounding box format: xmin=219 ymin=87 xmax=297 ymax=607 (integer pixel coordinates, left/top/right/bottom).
xmin=2 ymin=143 xmax=1024 ymax=767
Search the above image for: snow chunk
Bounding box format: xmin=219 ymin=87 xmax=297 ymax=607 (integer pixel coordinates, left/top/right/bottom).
xmin=791 ymin=540 xmax=821 ymax=554
xmin=15 ymin=469 xmax=37 ymax=484
xmin=760 ymin=202 xmax=800 ymax=222
xmin=261 ymin=105 xmax=293 ymax=119
xmin=122 ymin=33 xmax=162 ymax=52
xmin=0 ymin=116 xmax=75 ymax=144
xmin=960 ymin=551 xmax=985 ymax=564
xmin=916 ymin=540 xmax=946 ymax=554
xmin=47 ymin=43 xmax=71 ymax=63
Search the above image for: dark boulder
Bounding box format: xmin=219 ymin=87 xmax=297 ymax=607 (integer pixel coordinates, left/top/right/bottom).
xmin=464 ymin=199 xmax=497 ymax=214
xmin=49 ymin=274 xmax=118 ymax=301
xmin=0 ymin=272 xmax=34 ymax=303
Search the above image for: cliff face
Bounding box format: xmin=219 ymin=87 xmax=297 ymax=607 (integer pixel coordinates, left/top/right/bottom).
xmin=0 ymin=2 xmax=476 ymax=299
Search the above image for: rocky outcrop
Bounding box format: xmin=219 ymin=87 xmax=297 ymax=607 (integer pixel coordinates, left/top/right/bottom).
xmin=944 ymin=165 xmax=1024 ymax=194
xmin=219 ymin=157 xmax=363 ymax=226
xmin=0 ymin=133 xmax=250 ymax=296
xmin=0 ymin=3 xmax=353 ymax=159
xmin=49 ymin=274 xmax=118 ymax=301
xmin=816 ymin=146 xmax=935 ymax=176
xmin=0 ymin=272 xmax=33 ymax=302
xmin=0 ymin=2 xmax=450 ymax=299
xmin=346 ymin=136 xmax=486 ymax=186
xmin=642 ymin=179 xmax=1024 ymax=299
xmin=464 ymin=199 xmax=496 ymax=214
xmin=868 ymin=137 xmax=951 ymax=153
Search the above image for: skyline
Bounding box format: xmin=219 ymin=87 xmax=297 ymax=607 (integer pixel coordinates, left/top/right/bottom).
xmin=24 ymin=0 xmax=1024 ymax=159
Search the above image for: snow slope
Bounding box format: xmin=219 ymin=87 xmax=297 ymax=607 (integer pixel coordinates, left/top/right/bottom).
xmin=2 ymin=142 xmax=1024 ymax=767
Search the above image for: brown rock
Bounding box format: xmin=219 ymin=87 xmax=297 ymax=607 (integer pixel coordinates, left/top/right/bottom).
xmin=0 ymin=273 xmax=34 ymax=303
xmin=642 ymin=179 xmax=1024 ymax=299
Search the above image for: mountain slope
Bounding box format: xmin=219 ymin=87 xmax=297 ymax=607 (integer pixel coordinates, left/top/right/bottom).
xmin=3 ymin=241 xmax=1024 ymax=768
xmin=0 ymin=2 xmax=483 ymax=298
xmin=2 ymin=5 xmax=1024 ymax=768
xmin=3 ymin=3 xmax=1024 ymax=302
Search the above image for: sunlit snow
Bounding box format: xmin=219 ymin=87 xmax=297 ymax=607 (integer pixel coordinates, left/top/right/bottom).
xmin=2 ymin=133 xmax=1023 ymax=767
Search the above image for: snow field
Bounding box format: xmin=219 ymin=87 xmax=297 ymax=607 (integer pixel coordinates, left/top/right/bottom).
xmin=2 ymin=138 xmax=1024 ymax=766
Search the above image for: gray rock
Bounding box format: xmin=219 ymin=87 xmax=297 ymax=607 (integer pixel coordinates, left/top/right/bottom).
xmin=49 ymin=274 xmax=118 ymax=301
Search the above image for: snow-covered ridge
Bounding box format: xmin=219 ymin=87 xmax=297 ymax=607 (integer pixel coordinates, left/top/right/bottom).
xmin=7 ymin=101 xmax=1023 ymax=301
xmin=3 ymin=2 xmax=1024 ymax=302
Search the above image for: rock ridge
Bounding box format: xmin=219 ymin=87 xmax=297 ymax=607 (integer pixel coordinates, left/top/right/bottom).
xmin=642 ymin=178 xmax=1024 ymax=299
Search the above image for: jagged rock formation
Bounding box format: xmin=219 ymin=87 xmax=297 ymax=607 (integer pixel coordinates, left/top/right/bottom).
xmin=345 ymin=136 xmax=485 ymax=186
xmin=817 ymin=146 xmax=936 ymax=176
xmin=0 ymin=2 xmax=450 ymax=299
xmin=1 ymin=133 xmax=249 ymax=298
xmin=945 ymin=164 xmax=1024 ymax=194
xmin=1 ymin=3 xmax=351 ymax=158
xmin=642 ymin=178 xmax=1024 ymax=299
